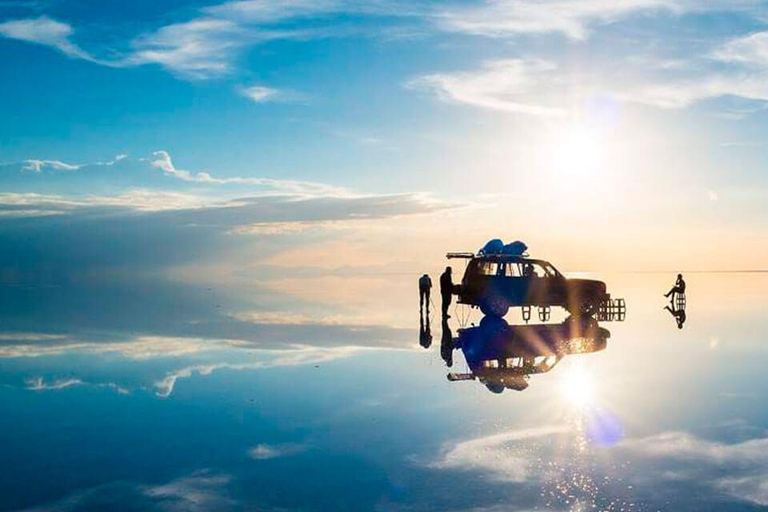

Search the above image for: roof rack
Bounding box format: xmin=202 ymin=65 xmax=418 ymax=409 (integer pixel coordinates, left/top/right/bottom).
xmin=446 ymin=252 xmax=475 ymax=259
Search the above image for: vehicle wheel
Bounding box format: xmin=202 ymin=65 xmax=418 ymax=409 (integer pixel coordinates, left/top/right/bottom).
xmin=569 ymin=297 xmax=598 ymax=317
xmin=480 ymin=296 xmax=509 ymax=317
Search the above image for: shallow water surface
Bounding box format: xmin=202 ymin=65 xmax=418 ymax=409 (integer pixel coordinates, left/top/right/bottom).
xmin=1 ymin=273 xmax=766 ymax=511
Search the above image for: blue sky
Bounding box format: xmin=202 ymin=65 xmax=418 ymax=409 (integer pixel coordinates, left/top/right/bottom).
xmin=2 ymin=0 xmax=768 ymax=196
xmin=1 ymin=0 xmax=768 ymax=322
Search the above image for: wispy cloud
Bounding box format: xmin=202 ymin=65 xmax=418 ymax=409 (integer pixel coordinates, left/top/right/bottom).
xmin=239 ymin=84 xmax=304 ymax=103
xmin=0 ymin=1 xmax=428 ymax=80
xmin=119 ymin=0 xmax=420 ymax=79
xmin=241 ymin=85 xmax=280 ymax=102
xmin=19 ymin=470 xmax=236 ymax=512
xmin=0 ymin=335 xmax=223 ymax=359
xmin=25 ymin=376 xmax=83 ymax=391
xmin=248 ymin=442 xmax=307 ymax=460
xmin=409 ymin=59 xmax=569 ymax=117
xmin=1 ymin=151 xmax=350 ymax=198
xmin=430 ymin=425 xmax=569 ymax=482
xmin=154 ymin=346 xmax=360 ymax=397
xmin=435 ymin=0 xmax=675 ymax=40
xmin=20 ymin=159 xmax=80 ymax=172
xmin=149 ymin=150 xmax=347 ymax=196
xmin=431 ymin=424 xmax=768 ymax=508
xmin=127 ymin=17 xmax=249 ymax=79
xmin=0 ymin=16 xmax=93 ymax=60
xmin=141 ymin=471 xmax=236 ymax=511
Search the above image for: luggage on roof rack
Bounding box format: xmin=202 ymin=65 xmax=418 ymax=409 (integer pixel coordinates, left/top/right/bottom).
xmin=478 ymin=239 xmax=528 ymax=256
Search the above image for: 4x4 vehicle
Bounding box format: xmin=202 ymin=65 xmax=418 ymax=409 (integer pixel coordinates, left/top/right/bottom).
xmin=448 ymin=253 xmax=609 ymax=317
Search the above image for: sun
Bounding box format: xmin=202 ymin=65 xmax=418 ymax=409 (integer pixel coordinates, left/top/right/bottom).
xmin=559 ymin=363 xmax=595 ymax=408
xmin=552 ymin=128 xmax=603 ymax=178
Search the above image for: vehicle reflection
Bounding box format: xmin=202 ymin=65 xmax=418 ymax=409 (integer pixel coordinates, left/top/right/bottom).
xmin=445 ymin=316 xmax=610 ymax=394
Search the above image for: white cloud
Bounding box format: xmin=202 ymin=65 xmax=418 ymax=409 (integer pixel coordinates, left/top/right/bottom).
xmin=432 ymin=425 xmax=768 ymax=508
xmin=435 ymin=0 xmax=675 ymax=40
xmin=617 ymin=430 xmax=768 ymax=506
xmin=18 ymin=470 xmax=235 ymax=511
xmin=20 ymin=159 xmax=80 ymax=173
xmin=128 ymin=17 xmax=247 ymax=79
xmin=712 ymin=31 xmax=768 ymax=68
xmin=149 ymin=150 xmax=348 ymax=195
xmin=0 ymin=16 xmax=92 ymax=60
xmin=0 ymin=335 xmax=222 ymax=359
xmin=248 ymin=442 xmax=307 ymax=460
xmin=2 ymin=151 xmax=351 ymax=199
xmin=122 ymin=0 xmax=370 ymax=79
xmin=207 ymin=0 xmax=343 ymax=23
xmin=238 ymin=84 xmax=303 ymax=104
xmin=25 ymin=376 xmax=83 ymax=391
xmin=140 ymin=472 xmax=236 ymax=512
xmin=154 ymin=345 xmax=360 ymax=397
xmin=409 ymin=59 xmax=569 ymax=117
xmin=0 ymin=191 xmax=210 ymax=214
xmin=618 ymin=72 xmax=768 ymax=109
xmin=431 ymin=425 xmax=569 ymax=482
xmin=241 ymin=85 xmax=279 ymax=102
xmin=411 ymin=52 xmax=768 ymax=115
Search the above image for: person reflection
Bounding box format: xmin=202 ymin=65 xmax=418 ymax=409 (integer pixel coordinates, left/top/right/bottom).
xmin=441 ymin=317 xmax=453 ymax=367
xmin=665 ymin=304 xmax=687 ymax=329
xmin=419 ymin=311 xmax=432 ymax=349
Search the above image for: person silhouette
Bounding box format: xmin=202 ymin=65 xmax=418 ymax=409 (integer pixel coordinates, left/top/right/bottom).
xmin=418 ymin=273 xmax=432 ymax=312
xmin=664 ymin=274 xmax=686 ymax=301
xmin=419 ymin=311 xmax=432 ymax=349
xmin=665 ymin=304 xmax=687 ymax=329
xmin=440 ymin=317 xmax=453 ymax=367
xmin=440 ymin=266 xmax=454 ymax=319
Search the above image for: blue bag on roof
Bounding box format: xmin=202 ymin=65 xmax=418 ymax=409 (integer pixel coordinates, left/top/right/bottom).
xmin=479 ymin=239 xmax=504 ymax=255
xmin=501 ymin=241 xmax=528 ymax=256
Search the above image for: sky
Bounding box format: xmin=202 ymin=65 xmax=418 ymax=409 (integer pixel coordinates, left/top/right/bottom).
xmin=1 ymin=0 xmax=768 ymax=326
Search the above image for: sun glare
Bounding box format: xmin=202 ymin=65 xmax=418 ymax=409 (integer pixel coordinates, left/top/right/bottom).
xmin=560 ymin=363 xmax=595 ymax=408
xmin=553 ymin=128 xmax=603 ymax=178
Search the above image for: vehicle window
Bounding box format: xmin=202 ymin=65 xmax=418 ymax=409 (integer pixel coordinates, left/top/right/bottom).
xmin=504 ymin=263 xmax=522 ymax=277
xmin=543 ymin=263 xmax=559 ymax=277
xmin=477 ymin=261 xmax=499 ymax=276
xmin=528 ymin=262 xmax=551 ymax=278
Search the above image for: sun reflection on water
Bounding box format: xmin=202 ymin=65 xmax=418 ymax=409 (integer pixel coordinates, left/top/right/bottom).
xmin=560 ymin=361 xmax=595 ymax=408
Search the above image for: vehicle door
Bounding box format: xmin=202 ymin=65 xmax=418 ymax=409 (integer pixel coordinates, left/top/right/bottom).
xmin=525 ymin=262 xmax=559 ymax=305
xmin=497 ymin=261 xmax=527 ymax=305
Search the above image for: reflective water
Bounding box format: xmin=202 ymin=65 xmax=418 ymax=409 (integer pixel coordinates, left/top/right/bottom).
xmin=1 ymin=273 xmax=767 ymax=511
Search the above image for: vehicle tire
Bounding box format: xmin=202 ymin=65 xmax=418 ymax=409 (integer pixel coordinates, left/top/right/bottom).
xmin=577 ymin=297 xmax=598 ymax=317
xmin=479 ymin=296 xmax=509 ymax=317
xmin=568 ymin=296 xmax=598 ymax=317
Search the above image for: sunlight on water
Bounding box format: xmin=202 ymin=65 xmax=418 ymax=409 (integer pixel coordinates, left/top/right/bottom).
xmin=560 ymin=361 xmax=595 ymax=408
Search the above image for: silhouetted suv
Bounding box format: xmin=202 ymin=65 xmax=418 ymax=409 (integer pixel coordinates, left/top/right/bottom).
xmin=450 ymin=254 xmax=609 ymax=317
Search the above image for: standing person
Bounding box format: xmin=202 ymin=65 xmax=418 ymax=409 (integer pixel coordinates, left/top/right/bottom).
xmin=418 ymin=274 xmax=432 ymax=312
xmin=664 ymin=274 xmax=686 ymax=300
xmin=440 ymin=266 xmax=454 ymax=319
